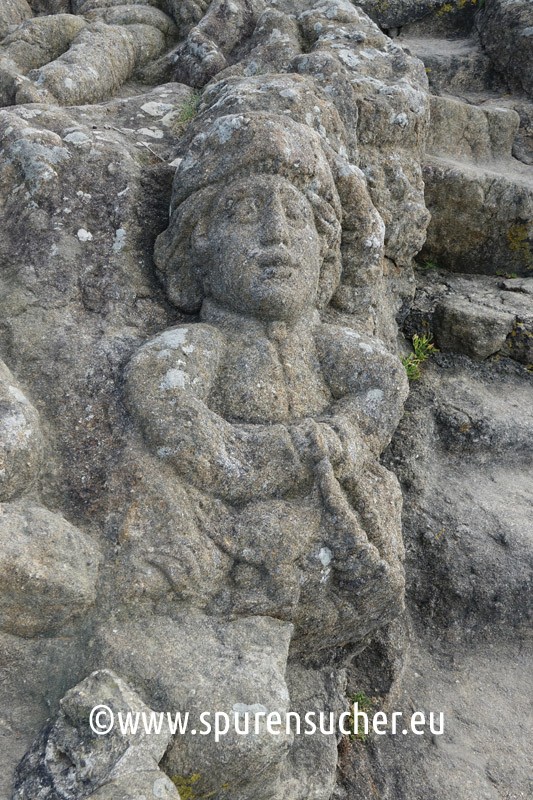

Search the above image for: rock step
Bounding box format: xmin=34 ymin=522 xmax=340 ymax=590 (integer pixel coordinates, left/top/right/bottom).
xmin=406 ymin=271 xmax=533 ymax=366
xmin=454 ymin=91 xmax=533 ymax=166
xmin=421 ymin=153 xmax=533 ymax=276
xmin=399 ymin=35 xmax=492 ymax=94
xmin=427 ymin=94 xmax=520 ymax=163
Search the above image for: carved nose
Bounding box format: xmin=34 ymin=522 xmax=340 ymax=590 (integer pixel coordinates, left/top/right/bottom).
xmin=260 ymin=194 xmax=289 ymax=245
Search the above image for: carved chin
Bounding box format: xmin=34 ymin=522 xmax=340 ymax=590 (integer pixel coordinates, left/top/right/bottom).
xmin=223 ymin=282 xmax=314 ymax=321
xmin=252 ymin=293 xmax=309 ymax=320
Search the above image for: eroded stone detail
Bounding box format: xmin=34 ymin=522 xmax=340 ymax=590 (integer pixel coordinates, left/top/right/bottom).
xmin=13 ymin=669 xmax=179 ymax=800
xmin=111 ymin=113 xmax=408 ymax=797
xmin=0 ymin=361 xmax=101 ymax=639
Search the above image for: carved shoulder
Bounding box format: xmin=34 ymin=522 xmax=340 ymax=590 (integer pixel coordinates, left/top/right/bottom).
xmin=314 ymin=323 xmax=408 ymax=449
xmin=125 ymin=323 xmax=225 ymax=417
xmin=315 ymin=324 xmax=406 ymax=398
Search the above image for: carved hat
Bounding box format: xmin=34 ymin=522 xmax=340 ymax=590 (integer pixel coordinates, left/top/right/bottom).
xmin=155 ymin=112 xmax=346 ymax=312
xmin=169 ymin=113 xmax=342 ymax=214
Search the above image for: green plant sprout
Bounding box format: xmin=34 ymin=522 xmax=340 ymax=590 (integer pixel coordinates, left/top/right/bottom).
xmin=418 ymin=257 xmax=439 ymax=270
xmin=402 ymin=334 xmax=438 ymax=381
xmin=177 ymin=91 xmax=202 ymax=128
xmin=348 ymin=691 xmax=378 ymax=743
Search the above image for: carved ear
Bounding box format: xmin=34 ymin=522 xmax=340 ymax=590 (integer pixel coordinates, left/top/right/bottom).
xmin=317 ymin=250 xmax=342 ymax=309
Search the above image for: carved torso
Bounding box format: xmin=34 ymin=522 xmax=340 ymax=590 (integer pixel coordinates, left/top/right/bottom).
xmin=205 ymin=304 xmax=332 ymax=424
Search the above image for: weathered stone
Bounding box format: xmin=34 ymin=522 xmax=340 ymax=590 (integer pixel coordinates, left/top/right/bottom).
xmin=421 ymin=94 xmax=533 ymax=275
xmin=16 ymin=21 xmax=168 ymax=105
xmin=477 ymin=0 xmax=533 ymax=99
xmin=29 ymin=0 xmax=72 ymax=12
xmin=399 ymin=35 xmax=493 ymax=95
xmin=0 ymin=0 xmax=32 ymax=41
xmin=1 ymin=0 xmax=530 ymax=795
xmin=428 ymin=95 xmax=519 ymax=163
xmin=281 ymin=665 xmax=346 ymax=800
xmin=13 ymin=670 xmax=179 ymax=800
xmin=0 ymin=633 xmax=89 ymax=800
xmin=0 ymin=361 xmax=42 ymax=502
xmin=388 ymin=358 xmax=533 ymax=628
xmin=434 ymin=296 xmax=515 ymax=359
xmin=95 ymin=614 xmax=293 ymax=800
xmin=171 ymin=0 xmax=266 ymax=87
xmin=0 ymin=500 xmax=101 ymax=637
xmin=126 ymin=115 xmax=408 ymax=651
xmin=405 ymin=271 xmax=533 ymax=363
xmin=356 ymin=0 xmax=478 ymax=31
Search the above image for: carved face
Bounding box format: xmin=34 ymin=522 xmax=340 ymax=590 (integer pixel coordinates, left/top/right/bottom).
xmin=199 ymin=175 xmax=322 ymax=321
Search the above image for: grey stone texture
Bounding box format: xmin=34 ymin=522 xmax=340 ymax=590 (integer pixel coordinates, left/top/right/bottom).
xmin=355 ymin=0 xmax=473 ymax=31
xmin=13 ymin=669 xmax=180 ymax=800
xmin=477 ymin=0 xmax=533 ymax=99
xmin=0 ymin=1 xmax=426 ymax=796
xmin=0 ymin=361 xmax=101 ymax=637
xmin=421 ymin=93 xmax=533 ymax=276
xmin=0 ymin=0 xmax=32 ymax=41
xmin=96 ymin=614 xmax=294 ymax=800
xmin=1 ymin=0 xmax=532 ymax=798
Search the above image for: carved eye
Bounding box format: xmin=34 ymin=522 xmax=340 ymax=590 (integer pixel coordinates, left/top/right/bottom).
xmin=235 ymin=199 xmax=259 ymax=222
xmin=285 ymin=201 xmax=311 ymax=228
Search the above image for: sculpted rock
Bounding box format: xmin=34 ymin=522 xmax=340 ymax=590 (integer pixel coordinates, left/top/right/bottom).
xmin=12 ymin=19 xmax=172 ymax=106
xmin=422 ymin=95 xmax=533 ymax=275
xmin=0 ymin=501 xmax=102 ymax=637
xmin=0 ymin=362 xmax=102 ymax=639
xmin=110 ymin=113 xmax=409 ymax=798
xmin=1 ymin=2 xmax=428 ymax=797
xmin=0 ymin=2 xmax=178 ymax=106
xmin=356 ymin=0 xmax=456 ymax=30
xmin=0 ymin=0 xmax=32 ymax=41
xmin=126 ymin=115 xmax=408 ymax=651
xmin=13 ymin=669 xmax=179 ymax=800
xmin=0 ymin=360 xmax=103 ymax=796
xmin=171 ymin=0 xmax=266 ymax=87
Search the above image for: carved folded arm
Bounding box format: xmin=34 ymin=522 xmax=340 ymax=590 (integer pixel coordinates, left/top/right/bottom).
xmin=125 ymin=325 xmax=305 ymax=503
xmin=315 ymin=324 xmax=409 ymax=456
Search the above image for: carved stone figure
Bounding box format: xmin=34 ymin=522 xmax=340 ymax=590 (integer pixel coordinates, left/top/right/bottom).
xmin=124 ymin=114 xmax=408 ymax=654
xmin=86 ymin=115 xmax=409 ymax=799
xmin=3 ymin=2 xmax=430 ymax=797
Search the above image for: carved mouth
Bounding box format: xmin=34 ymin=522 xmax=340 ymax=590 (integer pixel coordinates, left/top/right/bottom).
xmin=255 ymin=249 xmax=296 ymax=281
xmin=261 ymin=267 xmax=294 ymax=281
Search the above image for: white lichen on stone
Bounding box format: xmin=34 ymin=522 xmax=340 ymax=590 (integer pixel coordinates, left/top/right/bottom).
xmin=159 ymin=369 xmax=189 ymax=390
xmin=112 ymin=228 xmax=127 ymax=253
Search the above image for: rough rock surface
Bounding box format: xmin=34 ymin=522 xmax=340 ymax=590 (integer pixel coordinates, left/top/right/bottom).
xmin=335 ymin=2 xmax=533 ymax=796
xmin=421 ymin=94 xmax=533 ymax=275
xmin=0 ymin=0 xmax=531 ymax=799
xmin=477 ymin=0 xmax=533 ymax=99
xmin=0 ymin=1 xmax=32 ymax=41
xmin=13 ymin=669 xmax=179 ymax=799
